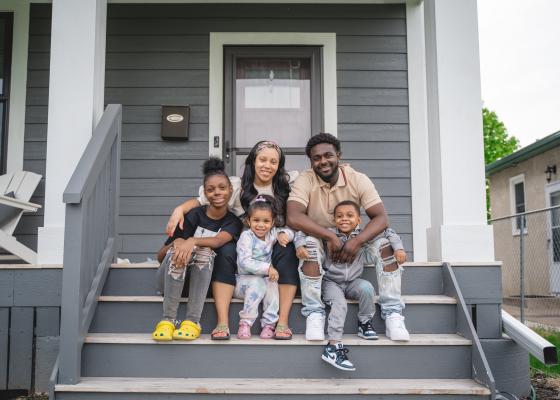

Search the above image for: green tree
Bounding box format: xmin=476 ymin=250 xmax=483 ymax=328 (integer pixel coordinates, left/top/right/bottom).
xmin=483 ymin=107 xmax=519 ymax=165
xmin=483 ymin=107 xmax=520 ymax=219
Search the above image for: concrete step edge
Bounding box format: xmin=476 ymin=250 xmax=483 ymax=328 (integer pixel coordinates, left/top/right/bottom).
xmin=97 ymin=294 xmax=457 ymax=304
xmin=55 ymin=377 xmax=491 ymax=395
xmin=84 ymin=333 xmax=471 ymax=346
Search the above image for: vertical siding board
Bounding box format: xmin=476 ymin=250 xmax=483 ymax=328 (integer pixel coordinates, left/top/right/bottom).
xmin=36 ymin=307 xmax=60 ymax=337
xmin=34 ymin=336 xmax=59 ymax=392
xmin=8 ymin=307 xmax=34 ymax=390
xmin=0 ymin=308 xmax=9 ymax=389
xmin=0 ymin=271 xmax=14 ymax=306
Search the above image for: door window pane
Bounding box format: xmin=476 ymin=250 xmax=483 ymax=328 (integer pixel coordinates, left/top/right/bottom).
xmin=235 ymin=58 xmax=311 ymax=148
xmin=0 ymin=18 xmax=5 ymax=95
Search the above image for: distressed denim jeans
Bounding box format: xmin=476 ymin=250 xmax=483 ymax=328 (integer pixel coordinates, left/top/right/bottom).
xmin=299 ymin=235 xmax=404 ymax=320
xmin=365 ymin=237 xmax=405 ymax=319
xmin=156 ymin=247 xmax=215 ymax=323
xmin=298 ymin=236 xmax=326 ymax=317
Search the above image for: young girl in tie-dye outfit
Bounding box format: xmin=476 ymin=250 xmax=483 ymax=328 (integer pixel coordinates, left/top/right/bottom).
xmin=235 ymin=195 xmax=295 ymax=339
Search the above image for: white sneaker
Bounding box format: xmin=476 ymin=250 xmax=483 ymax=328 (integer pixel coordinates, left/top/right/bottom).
xmin=305 ymin=312 xmax=325 ymax=341
xmin=385 ymin=313 xmax=410 ymax=341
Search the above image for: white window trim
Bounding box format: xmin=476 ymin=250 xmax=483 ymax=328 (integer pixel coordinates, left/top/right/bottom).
xmin=208 ymin=32 xmax=337 ymax=158
xmin=1 ymin=1 xmax=30 ymax=173
xmin=509 ymin=173 xmax=527 ymax=236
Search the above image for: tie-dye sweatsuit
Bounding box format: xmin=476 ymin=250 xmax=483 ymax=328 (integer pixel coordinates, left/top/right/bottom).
xmin=235 ymin=227 xmax=294 ymax=327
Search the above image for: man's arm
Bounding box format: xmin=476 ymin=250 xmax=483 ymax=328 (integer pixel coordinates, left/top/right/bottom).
xmin=337 ymin=202 xmax=388 ymax=263
xmin=287 ymin=200 xmax=335 ymax=241
xmin=286 ymin=200 xmax=343 ymax=258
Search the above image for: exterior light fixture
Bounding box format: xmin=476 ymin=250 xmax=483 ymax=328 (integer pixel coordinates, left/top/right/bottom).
xmin=545 ymin=164 xmax=557 ymax=183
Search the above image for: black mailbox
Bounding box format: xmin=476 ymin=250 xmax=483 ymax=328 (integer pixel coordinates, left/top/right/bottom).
xmin=161 ymin=105 xmax=190 ymax=140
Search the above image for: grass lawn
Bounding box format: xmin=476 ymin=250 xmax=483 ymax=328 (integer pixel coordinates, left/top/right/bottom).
xmin=531 ymin=327 xmax=560 ymax=376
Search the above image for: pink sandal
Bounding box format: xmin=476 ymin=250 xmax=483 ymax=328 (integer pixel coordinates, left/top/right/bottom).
xmin=237 ymin=322 xmax=251 ymax=339
xmin=260 ymin=324 xmax=275 ymax=339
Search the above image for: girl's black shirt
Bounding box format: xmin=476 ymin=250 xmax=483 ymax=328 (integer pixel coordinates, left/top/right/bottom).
xmin=165 ymin=206 xmax=243 ymax=246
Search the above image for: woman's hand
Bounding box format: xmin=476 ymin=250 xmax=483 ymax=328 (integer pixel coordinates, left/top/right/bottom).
xmin=268 ymin=265 xmax=279 ymax=282
xmin=171 ymin=238 xmax=196 ymax=267
xmin=395 ymin=249 xmax=407 ymax=264
xmin=277 ymin=232 xmax=290 ymax=247
xmin=295 ymin=246 xmax=310 ymax=260
xmin=166 ymin=206 xmax=185 ymax=236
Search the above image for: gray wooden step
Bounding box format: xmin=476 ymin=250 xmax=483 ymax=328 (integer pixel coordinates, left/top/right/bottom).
xmin=102 ymin=262 xmax=444 ymax=296
xmin=90 ymin=295 xmax=457 ymax=334
xmin=55 ymin=377 xmax=492 ymax=399
xmin=81 ymin=334 xmax=472 ymax=379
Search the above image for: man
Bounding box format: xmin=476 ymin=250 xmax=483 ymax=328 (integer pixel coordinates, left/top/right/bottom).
xmin=287 ymin=133 xmax=409 ymax=343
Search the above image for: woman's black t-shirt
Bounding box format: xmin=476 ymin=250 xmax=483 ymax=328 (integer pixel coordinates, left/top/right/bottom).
xmin=165 ymin=206 xmax=243 ymax=246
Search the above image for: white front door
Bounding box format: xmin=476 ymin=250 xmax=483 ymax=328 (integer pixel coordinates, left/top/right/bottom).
xmin=546 ymin=181 xmax=560 ymax=294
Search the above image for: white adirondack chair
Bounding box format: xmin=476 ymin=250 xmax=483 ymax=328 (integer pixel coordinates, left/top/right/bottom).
xmin=0 ymin=171 xmax=42 ymax=264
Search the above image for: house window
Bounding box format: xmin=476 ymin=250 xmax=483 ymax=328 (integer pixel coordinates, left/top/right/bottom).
xmin=509 ymin=174 xmax=526 ymax=235
xmin=0 ymin=13 xmax=13 ymax=174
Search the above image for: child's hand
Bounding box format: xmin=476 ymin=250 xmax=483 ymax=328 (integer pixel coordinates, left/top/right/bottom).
xmin=268 ymin=265 xmax=279 ymax=282
xmin=395 ymin=249 xmax=407 ymax=264
xmin=172 ymin=237 xmax=196 ymax=267
xmin=296 ymin=246 xmax=310 ymax=260
xmin=166 ymin=206 xmax=185 ymax=237
xmin=277 ymin=232 xmax=290 ymax=247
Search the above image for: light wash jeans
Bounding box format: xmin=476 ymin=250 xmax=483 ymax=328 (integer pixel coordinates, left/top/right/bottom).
xmin=234 ymin=275 xmax=279 ymax=327
xmin=156 ymin=247 xmax=215 ymax=323
xmin=298 ymin=236 xmax=404 ymax=319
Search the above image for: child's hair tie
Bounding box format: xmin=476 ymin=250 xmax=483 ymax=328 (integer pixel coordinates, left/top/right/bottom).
xmin=254 ymin=195 xmax=268 ymax=203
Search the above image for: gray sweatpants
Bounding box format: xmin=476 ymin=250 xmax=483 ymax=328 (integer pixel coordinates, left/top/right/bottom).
xmin=156 ymin=247 xmax=215 ymax=324
xmin=322 ymin=278 xmax=376 ymax=341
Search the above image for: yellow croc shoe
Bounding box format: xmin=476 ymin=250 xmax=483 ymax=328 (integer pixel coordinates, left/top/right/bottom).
xmin=173 ymin=320 xmax=201 ymax=340
xmin=152 ymin=320 xmax=175 ymax=342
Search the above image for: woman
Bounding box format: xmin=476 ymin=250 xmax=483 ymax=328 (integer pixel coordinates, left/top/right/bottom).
xmin=166 ymin=141 xmax=299 ymax=339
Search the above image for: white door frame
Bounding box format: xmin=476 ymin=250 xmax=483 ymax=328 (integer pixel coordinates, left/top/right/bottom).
xmin=208 ymin=32 xmax=337 ymax=159
xmin=545 ymin=180 xmax=560 ymax=294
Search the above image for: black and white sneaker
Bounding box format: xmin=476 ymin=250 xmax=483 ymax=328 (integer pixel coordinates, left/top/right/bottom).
xmin=357 ymin=319 xmax=378 ymax=340
xmin=321 ymin=343 xmax=356 ymax=371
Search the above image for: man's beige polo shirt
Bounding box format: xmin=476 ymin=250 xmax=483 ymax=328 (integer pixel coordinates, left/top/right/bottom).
xmin=288 ymin=164 xmax=382 ymax=228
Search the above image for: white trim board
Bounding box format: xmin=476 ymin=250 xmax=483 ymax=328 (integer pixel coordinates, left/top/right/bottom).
xmin=1 ymin=1 xmax=30 ymax=173
xmin=406 ymin=0 xmax=430 ymax=261
xmin=208 ymin=32 xmax=337 ymax=158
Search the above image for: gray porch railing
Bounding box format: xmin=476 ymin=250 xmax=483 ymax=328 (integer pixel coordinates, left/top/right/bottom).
xmin=442 ymin=263 xmax=496 ymax=399
xmin=58 ymin=104 xmax=122 ymax=384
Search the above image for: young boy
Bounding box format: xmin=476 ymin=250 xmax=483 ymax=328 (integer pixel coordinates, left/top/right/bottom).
xmin=296 ymin=200 xmax=406 ymax=371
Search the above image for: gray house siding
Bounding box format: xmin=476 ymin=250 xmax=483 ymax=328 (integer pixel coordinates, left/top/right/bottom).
xmin=14 ymin=5 xmax=50 ymax=252
xmin=17 ymin=3 xmax=412 ymax=262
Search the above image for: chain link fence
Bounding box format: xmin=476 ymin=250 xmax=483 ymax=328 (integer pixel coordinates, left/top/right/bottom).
xmin=490 ymin=205 xmax=560 ymax=328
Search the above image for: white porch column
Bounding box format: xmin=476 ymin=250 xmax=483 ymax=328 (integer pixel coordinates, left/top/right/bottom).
xmin=37 ymin=0 xmax=107 ymax=264
xmin=423 ymin=0 xmax=494 ymax=262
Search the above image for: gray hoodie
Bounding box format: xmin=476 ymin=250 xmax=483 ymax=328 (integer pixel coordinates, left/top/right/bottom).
xmin=323 ymin=227 xmax=404 ymax=284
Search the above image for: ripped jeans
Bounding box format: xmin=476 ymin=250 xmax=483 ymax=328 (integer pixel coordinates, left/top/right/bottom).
xmin=298 ymin=236 xmax=404 ymax=320
xmin=156 ymin=247 xmax=215 ymax=324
